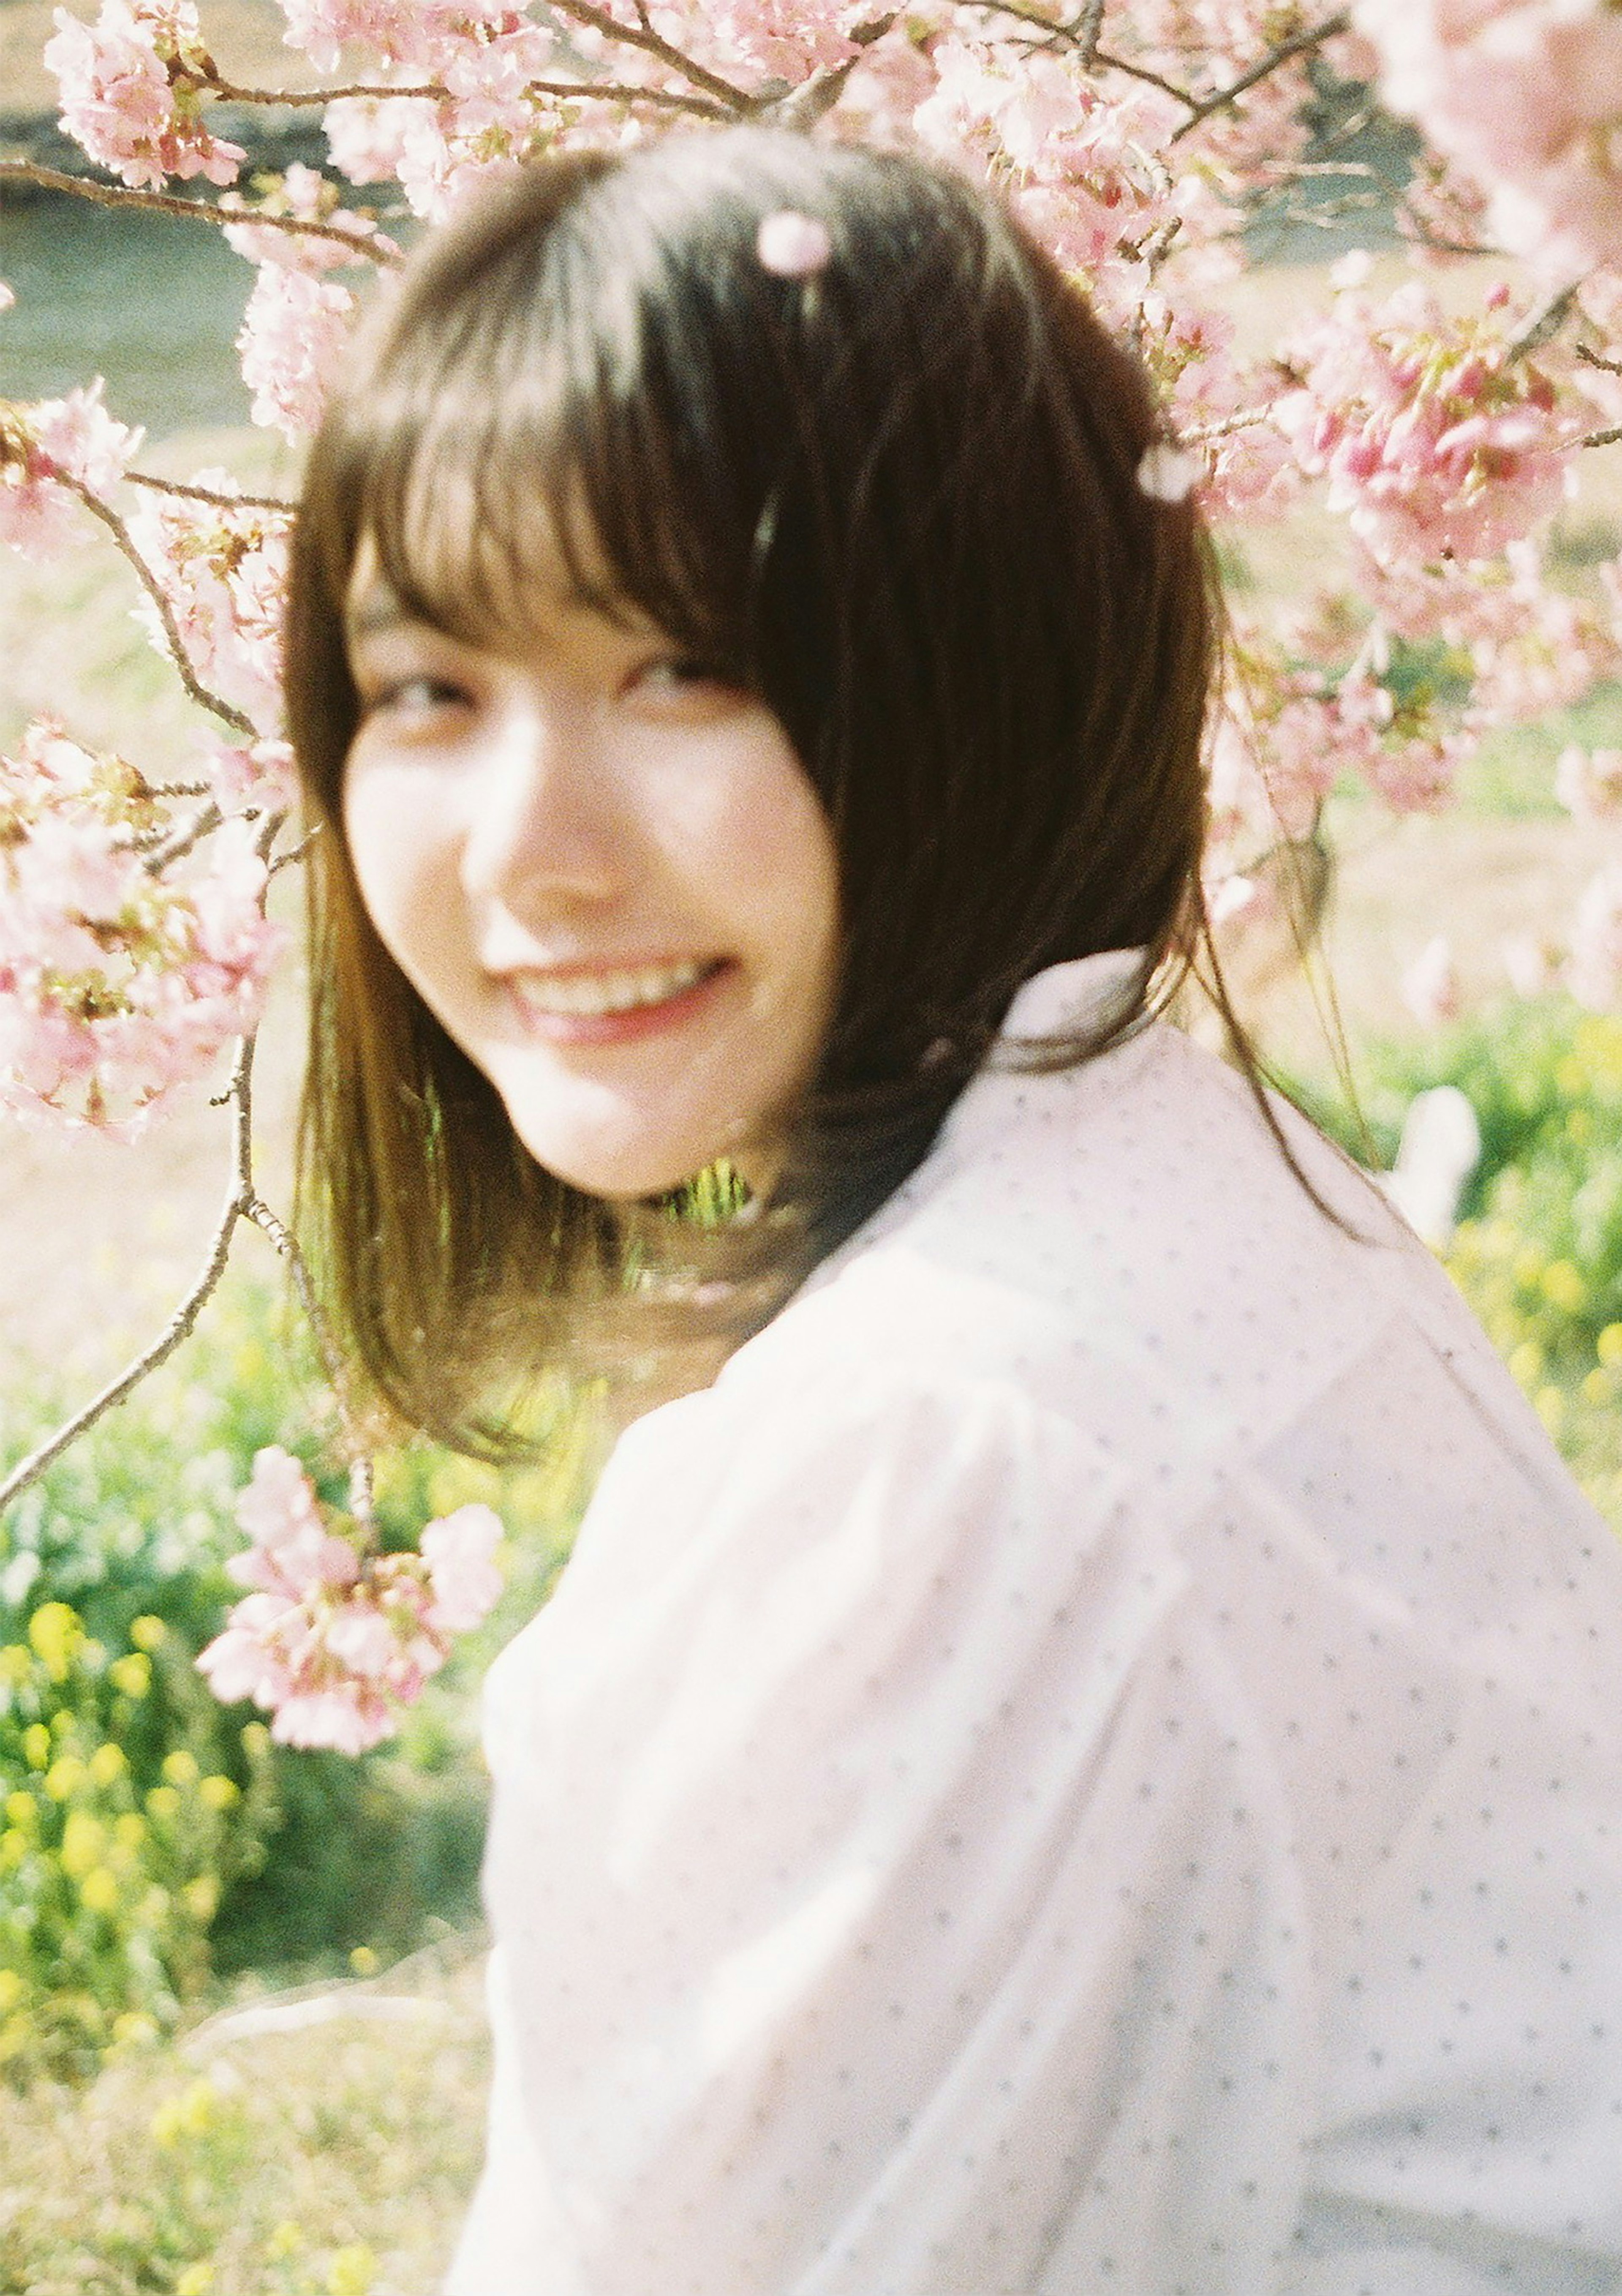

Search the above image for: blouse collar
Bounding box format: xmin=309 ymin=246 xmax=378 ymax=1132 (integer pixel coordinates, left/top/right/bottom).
xmin=992 ymin=947 xmax=1149 ymax=1049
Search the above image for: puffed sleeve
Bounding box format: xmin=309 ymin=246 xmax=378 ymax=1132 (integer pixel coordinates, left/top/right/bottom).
xmin=446 ymin=1358 xmax=1315 ymax=2296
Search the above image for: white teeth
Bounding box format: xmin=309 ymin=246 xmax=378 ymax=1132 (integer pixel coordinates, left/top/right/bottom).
xmin=510 ymin=958 xmax=713 ymax=1017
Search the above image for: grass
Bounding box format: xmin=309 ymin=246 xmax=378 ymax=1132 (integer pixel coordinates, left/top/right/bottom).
xmin=0 ymin=1938 xmax=489 ymax=2296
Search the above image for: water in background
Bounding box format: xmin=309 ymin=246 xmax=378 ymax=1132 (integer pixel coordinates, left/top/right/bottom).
xmin=0 ymin=195 xmax=254 ymax=436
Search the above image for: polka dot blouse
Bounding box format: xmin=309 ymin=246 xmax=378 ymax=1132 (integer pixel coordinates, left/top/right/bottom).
xmin=447 ymin=952 xmax=1622 ymax=2296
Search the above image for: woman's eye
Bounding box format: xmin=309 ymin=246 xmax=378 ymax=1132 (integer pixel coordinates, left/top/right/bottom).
xmin=364 ymin=675 xmax=471 ymax=718
xmin=631 ymin=656 xmax=742 ymax=705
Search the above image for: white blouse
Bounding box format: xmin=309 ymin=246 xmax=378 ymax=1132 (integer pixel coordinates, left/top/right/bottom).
xmin=447 ymin=952 xmax=1622 ymax=2296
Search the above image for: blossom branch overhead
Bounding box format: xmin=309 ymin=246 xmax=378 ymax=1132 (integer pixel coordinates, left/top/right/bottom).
xmin=9 ymin=0 xmax=1622 ymax=1750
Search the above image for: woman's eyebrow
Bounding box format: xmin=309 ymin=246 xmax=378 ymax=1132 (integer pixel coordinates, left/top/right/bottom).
xmin=345 ymin=589 xmax=426 ymax=643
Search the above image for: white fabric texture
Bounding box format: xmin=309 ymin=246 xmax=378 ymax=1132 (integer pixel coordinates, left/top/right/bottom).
xmin=447 ymin=952 xmax=1622 ymax=2296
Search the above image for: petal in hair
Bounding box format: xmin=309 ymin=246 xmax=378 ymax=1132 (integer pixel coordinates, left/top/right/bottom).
xmin=757 ymin=210 xmax=833 ymax=278
xmin=1136 ymin=442 xmax=1202 ymax=503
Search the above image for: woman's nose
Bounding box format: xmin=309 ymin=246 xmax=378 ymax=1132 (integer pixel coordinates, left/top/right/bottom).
xmin=458 ymin=693 xmax=622 ymax=914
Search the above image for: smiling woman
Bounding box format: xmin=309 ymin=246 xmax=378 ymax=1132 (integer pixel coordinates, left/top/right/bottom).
xmin=286 ymin=130 xmax=1214 ymax=1448
xmin=283 ymin=129 xmax=1622 ymax=2296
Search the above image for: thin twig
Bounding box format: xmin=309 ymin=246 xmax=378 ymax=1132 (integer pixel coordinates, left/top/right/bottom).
xmin=127 ymin=470 xmax=294 ymax=514
xmin=207 ymin=75 xmax=446 ymax=103
xmin=776 ymin=13 xmax=897 ymax=129
xmin=1506 ymin=282 xmax=1579 ymax=363
xmin=544 ymin=0 xmax=758 ymax=110
xmin=1576 ymin=342 xmax=1622 ymax=379
xmin=145 ymin=800 xmax=223 ymax=875
xmin=0 ymin=162 xmax=401 ymax=264
xmin=1168 ymin=9 xmax=1350 ymax=142
xmin=0 ymin=1036 xmax=254 ymax=1519
xmin=61 ymin=477 xmax=255 ymax=735
xmin=975 ymin=0 xmax=1199 ymax=101
xmin=1581 ymin=423 xmax=1622 ymax=449
xmin=268 ymin=824 xmax=318 ymax=876
xmin=208 ymin=69 xmax=732 ymax=119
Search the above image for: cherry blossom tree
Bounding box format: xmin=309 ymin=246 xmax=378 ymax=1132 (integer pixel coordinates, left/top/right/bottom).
xmin=3 ymin=0 xmax=1621 ymax=1745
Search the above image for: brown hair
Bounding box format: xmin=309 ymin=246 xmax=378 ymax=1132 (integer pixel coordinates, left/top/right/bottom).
xmin=286 ymin=128 xmax=1231 ymax=1453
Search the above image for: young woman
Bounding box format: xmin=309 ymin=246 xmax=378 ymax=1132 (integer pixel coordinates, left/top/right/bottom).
xmin=286 ymin=129 xmax=1622 ymax=2295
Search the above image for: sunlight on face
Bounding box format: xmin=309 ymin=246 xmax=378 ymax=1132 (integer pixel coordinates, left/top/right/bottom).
xmin=339 ymin=536 xmax=842 ymax=1201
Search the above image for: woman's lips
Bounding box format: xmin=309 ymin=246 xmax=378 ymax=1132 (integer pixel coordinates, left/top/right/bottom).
xmin=503 ymin=957 xmax=733 ymax=1045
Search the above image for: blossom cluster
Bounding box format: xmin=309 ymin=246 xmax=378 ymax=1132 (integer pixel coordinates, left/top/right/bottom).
xmin=196 ymin=1448 xmax=504 ymax=1753
xmin=0 ymin=382 xmax=144 ymax=559
xmin=1272 ymin=266 xmax=1573 ymax=572
xmin=124 ymin=477 xmax=291 ymax=729
xmin=43 ymin=0 xmax=244 ymax=190
xmin=0 ymin=723 xmax=281 ymax=1132
xmin=1355 ymin=0 xmax=1622 ymax=274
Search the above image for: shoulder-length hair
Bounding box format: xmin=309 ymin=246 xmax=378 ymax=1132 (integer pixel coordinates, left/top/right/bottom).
xmin=286 ymin=126 xmax=1226 ymax=1454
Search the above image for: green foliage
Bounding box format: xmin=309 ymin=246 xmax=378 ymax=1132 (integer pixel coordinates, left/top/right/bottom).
xmin=1295 ymin=999 xmax=1622 ymax=1526
xmin=0 ymin=1271 xmax=591 ymax=2044
xmin=0 ymin=1604 xmax=276 ymax=2080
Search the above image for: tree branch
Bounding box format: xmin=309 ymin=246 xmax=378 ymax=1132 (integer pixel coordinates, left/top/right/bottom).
xmin=0 ymin=1034 xmax=255 ymax=1519
xmin=206 ymin=70 xmax=732 ymax=119
xmin=1168 ymin=8 xmax=1350 ymax=142
xmin=0 ymin=162 xmax=402 ymax=265
xmin=543 ymin=0 xmax=759 ymax=111
xmin=127 ymin=470 xmax=295 ymax=515
xmin=61 ymin=477 xmax=256 ymax=736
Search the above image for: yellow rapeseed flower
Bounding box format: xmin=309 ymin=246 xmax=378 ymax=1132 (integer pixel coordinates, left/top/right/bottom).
xmin=21 ymin=1723 xmax=49 ymax=1770
xmin=265 ymin=2221 xmax=303 ymax=2262
xmin=111 ymin=2009 xmax=158 ymax=2047
xmin=0 ymin=1970 xmax=23 ymax=2013
xmin=1535 ymin=1384 xmax=1565 ymax=1434
xmin=114 ymin=1811 xmax=146 ymax=1851
xmin=349 ymin=1944 xmax=379 ymax=1977
xmin=26 ymin=1601 xmax=81 ymax=1682
xmin=1599 ymin=1323 xmax=1622 ymax=1369
xmin=1584 ymin=1366 xmax=1614 ymax=1407
xmin=80 ymin=1866 xmax=118 ymax=1914
xmin=183 ymin=1875 xmax=219 ymax=1922
xmin=175 ymin=2265 xmax=215 ymax=2296
xmin=5 ymin=1790 xmax=36 ymax=1828
xmin=89 ymin=1742 xmax=127 ymax=1787
xmin=145 ymin=1785 xmax=181 ymax=1824
xmin=109 ymin=1653 xmax=151 ymax=1698
xmin=161 ymin=1750 xmax=200 ymax=1788
xmin=0 ymin=1831 xmax=27 ymax=1873
xmin=60 ymin=1809 xmax=106 ymax=1879
xmin=199 ymin=1774 xmax=239 ymax=1812
xmin=0 ymin=1645 xmax=32 ymax=1687
xmin=1509 ymin=1339 xmax=1545 ymax=1390
xmin=44 ymin=1755 xmax=84 ymax=1802
xmin=130 ymin=1615 xmax=167 ymax=1652
xmin=1541 ymin=1259 xmax=1587 ymax=1314
xmin=327 ymin=2244 xmax=377 ymax=2296
xmin=151 ymin=2076 xmax=217 ymax=2148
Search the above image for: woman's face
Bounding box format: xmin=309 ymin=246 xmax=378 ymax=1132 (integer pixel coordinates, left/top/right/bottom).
xmin=340 ymin=536 xmax=841 ymax=1201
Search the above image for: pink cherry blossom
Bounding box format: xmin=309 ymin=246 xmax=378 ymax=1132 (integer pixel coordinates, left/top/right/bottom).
xmin=1355 ymin=0 xmax=1622 ymax=272
xmin=756 ymin=210 xmax=832 ymax=278
xmin=236 ymin=263 xmax=357 ymax=440
xmin=44 ymin=0 xmax=245 ymax=189
xmin=125 ymin=479 xmax=291 ymax=729
xmin=198 ymin=1448 xmax=504 ymax=1752
xmin=0 ymin=723 xmax=282 ymax=1132
xmin=221 ymin=162 xmax=398 ymax=275
xmin=205 ymin=736 xmax=298 ymax=812
xmin=0 ymin=382 xmax=143 ymax=559
xmin=1273 ymin=278 xmax=1573 ymax=569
